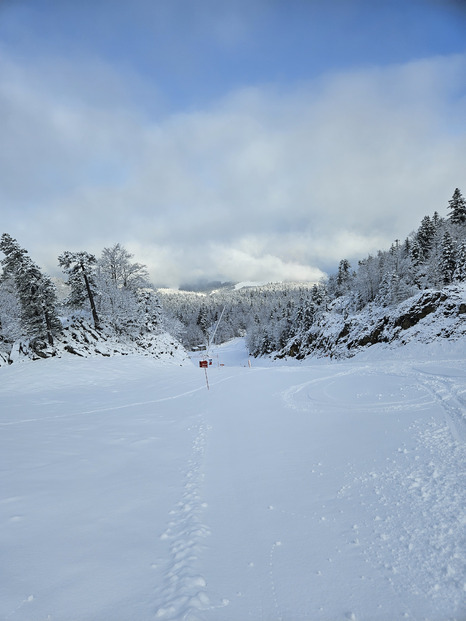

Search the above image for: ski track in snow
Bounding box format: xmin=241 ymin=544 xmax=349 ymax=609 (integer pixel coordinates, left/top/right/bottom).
xmin=3 ymin=594 xmax=34 ymax=620
xmin=281 ymin=367 xmax=360 ymax=411
xmin=269 ymin=540 xmax=284 ymax=621
xmin=413 ymin=369 xmax=466 ymax=442
xmin=0 ymin=374 xmax=237 ymax=427
xmin=154 ymin=416 xmax=227 ymax=621
xmin=281 ymin=364 xmax=435 ymax=415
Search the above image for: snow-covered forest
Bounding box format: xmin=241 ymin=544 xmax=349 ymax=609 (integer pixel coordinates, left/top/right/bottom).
xmin=1 ymin=188 xmax=466 ymax=365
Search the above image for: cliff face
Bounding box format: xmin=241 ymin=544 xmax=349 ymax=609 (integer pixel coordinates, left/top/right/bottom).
xmin=279 ymin=284 xmax=466 ymax=360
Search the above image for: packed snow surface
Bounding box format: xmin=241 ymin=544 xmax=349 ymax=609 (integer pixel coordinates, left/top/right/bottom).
xmin=1 ymin=338 xmax=465 ymax=620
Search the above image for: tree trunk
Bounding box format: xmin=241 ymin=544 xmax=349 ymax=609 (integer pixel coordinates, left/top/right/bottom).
xmin=81 ymin=266 xmax=100 ymax=329
xmin=43 ymin=307 xmax=54 ymax=346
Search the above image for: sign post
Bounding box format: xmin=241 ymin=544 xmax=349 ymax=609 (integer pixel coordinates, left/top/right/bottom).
xmin=199 ymin=360 xmax=210 ymax=390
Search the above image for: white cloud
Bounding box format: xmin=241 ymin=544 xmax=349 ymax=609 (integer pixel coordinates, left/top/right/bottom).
xmin=208 ymin=244 xmax=325 ymax=284
xmin=0 ymin=50 xmax=465 ymax=286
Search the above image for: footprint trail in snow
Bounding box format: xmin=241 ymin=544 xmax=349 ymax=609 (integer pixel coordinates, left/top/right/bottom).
xmin=155 ymin=418 xmax=212 ymax=621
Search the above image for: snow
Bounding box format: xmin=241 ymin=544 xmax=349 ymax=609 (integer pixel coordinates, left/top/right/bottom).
xmin=233 ymin=281 xmax=268 ymax=290
xmin=1 ymin=338 xmax=465 ymax=620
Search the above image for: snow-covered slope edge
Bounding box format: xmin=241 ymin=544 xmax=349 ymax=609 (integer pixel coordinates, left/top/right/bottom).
xmin=0 ymin=318 xmax=190 ymax=367
xmin=279 ymin=283 xmax=466 ymax=360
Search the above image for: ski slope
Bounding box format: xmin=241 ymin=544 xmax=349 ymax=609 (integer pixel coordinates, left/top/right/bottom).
xmin=1 ymin=338 xmax=465 ymax=621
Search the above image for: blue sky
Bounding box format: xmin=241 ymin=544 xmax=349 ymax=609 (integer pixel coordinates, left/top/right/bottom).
xmin=1 ymin=0 xmax=465 ymax=286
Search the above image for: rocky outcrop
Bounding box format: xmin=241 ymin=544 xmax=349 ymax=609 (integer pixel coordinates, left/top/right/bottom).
xmin=279 ymin=285 xmax=466 ymax=360
xmin=393 ymin=291 xmax=448 ymax=331
xmin=0 ymin=317 xmax=190 ymax=367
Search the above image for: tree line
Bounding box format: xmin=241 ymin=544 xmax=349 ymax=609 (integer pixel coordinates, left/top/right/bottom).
xmin=0 ymin=240 xmax=162 ymax=356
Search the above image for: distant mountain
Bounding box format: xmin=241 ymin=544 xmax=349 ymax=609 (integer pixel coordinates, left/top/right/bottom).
xmin=178 ymin=280 xmax=236 ymax=294
xmin=233 ymin=281 xmax=269 ymax=290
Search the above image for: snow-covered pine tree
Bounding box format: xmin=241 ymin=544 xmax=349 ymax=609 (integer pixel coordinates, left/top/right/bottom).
xmin=453 ymin=241 xmax=466 ymax=282
xmin=0 ymin=234 xmax=62 ymax=346
xmin=409 ymin=239 xmax=422 ymax=268
xmin=0 ymin=235 xmax=25 ymax=344
xmin=416 ymin=215 xmax=436 ymax=261
xmin=196 ymin=305 xmax=209 ymax=342
xmin=0 ymin=276 xmax=22 ymax=343
xmin=409 ymin=239 xmax=424 ymax=288
xmin=375 ymin=272 xmax=392 ymax=307
xmin=58 ymin=251 xmax=100 ymax=329
xmin=440 ymin=231 xmax=456 ymax=285
xmin=336 ymin=259 xmax=353 ymax=296
xmin=432 ymin=211 xmax=443 ymax=229
xmin=137 ymin=289 xmax=163 ymax=334
xmin=294 ymin=297 xmax=315 ymax=334
xmin=389 ymin=272 xmax=413 ymax=305
xmin=16 ymin=260 xmax=62 ymax=346
xmin=447 ymin=188 xmax=466 ymax=226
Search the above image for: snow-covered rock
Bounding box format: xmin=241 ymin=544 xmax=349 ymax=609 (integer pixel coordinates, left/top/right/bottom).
xmin=280 ymin=284 xmax=466 ymax=360
xmin=0 ymin=318 xmax=190 ymax=367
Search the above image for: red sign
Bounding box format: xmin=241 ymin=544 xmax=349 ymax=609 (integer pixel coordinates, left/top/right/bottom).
xmin=199 ymin=360 xmax=208 ymax=368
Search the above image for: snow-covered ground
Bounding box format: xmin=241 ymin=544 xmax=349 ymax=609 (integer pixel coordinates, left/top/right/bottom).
xmin=1 ymin=338 xmax=465 ymax=621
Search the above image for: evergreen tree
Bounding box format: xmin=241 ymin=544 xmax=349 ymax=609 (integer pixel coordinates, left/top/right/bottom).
xmin=336 ymin=259 xmax=352 ymax=295
xmin=310 ymin=284 xmax=326 ymax=307
xmin=295 ymin=298 xmax=315 ymax=333
xmin=432 ymin=211 xmax=443 ymax=229
xmin=58 ymin=251 xmax=100 ymax=329
xmin=0 ymin=234 xmax=61 ymax=345
xmin=196 ymin=305 xmax=209 ymax=341
xmin=137 ymin=289 xmax=163 ymax=333
xmin=375 ymin=272 xmax=392 ymax=307
xmin=387 ymin=240 xmax=403 ymax=276
xmin=447 ymin=188 xmax=466 ymax=226
xmin=416 ymin=216 xmax=435 ymax=260
xmin=409 ymin=239 xmax=423 ymax=288
xmin=440 ymin=231 xmax=456 ymax=285
xmin=453 ymin=241 xmax=466 ymax=282
xmin=402 ymin=237 xmax=411 ymax=259
xmin=0 ymin=277 xmax=22 ymax=342
xmin=409 ymin=239 xmax=422 ymax=268
xmin=389 ymin=272 xmax=412 ymax=305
